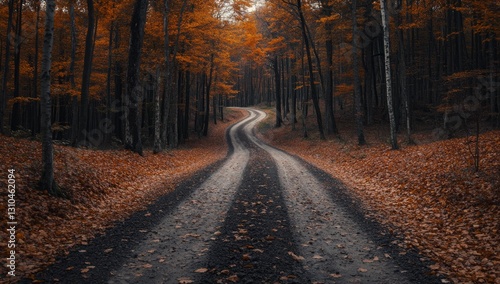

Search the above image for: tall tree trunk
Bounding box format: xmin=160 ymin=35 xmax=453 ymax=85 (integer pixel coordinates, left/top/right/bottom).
xmin=166 ymin=0 xmax=187 ymax=148
xmin=69 ymin=0 xmax=79 ymax=143
xmin=297 ymin=0 xmax=325 ymax=139
xmin=184 ymin=70 xmax=190 ymax=140
xmin=291 ymin=57 xmax=297 ymax=131
xmin=114 ymin=62 xmax=124 ymax=141
xmin=380 ymin=0 xmax=398 ymax=149
xmin=0 ymin=0 xmax=14 ymax=134
xmin=273 ymin=55 xmax=282 ymax=127
xmin=325 ymin=35 xmax=338 ymax=135
xmin=76 ymin=0 xmax=96 ymax=146
xmin=31 ymin=0 xmax=40 ymax=137
xmin=395 ymin=2 xmax=412 ymax=144
xmin=203 ymin=54 xmax=215 ymax=137
xmin=160 ymin=0 xmax=171 ymax=147
xmin=126 ymin=0 xmax=149 ymax=155
xmin=11 ymin=0 xmax=24 ymax=132
xmin=153 ymin=67 xmax=162 ymax=153
xmin=352 ymin=0 xmax=366 ymax=145
xmin=105 ymin=21 xmax=114 ymax=146
xmin=39 ymin=0 xmax=63 ymax=196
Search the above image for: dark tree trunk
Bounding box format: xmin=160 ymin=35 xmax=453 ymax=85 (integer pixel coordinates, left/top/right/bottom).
xmin=105 ymin=21 xmax=114 ymax=146
xmin=126 ymin=0 xmax=149 ymax=155
xmin=76 ymin=0 xmax=96 ymax=146
xmin=69 ymin=0 xmax=79 ymax=143
xmin=0 ymin=0 xmax=14 ymax=134
xmin=114 ymin=62 xmax=123 ymax=141
xmin=31 ymin=0 xmax=41 ymax=137
xmin=203 ymin=54 xmax=215 ymax=137
xmin=153 ymin=67 xmax=162 ymax=153
xmin=352 ymin=0 xmax=366 ymax=145
xmin=273 ymin=56 xmax=282 ymax=127
xmin=184 ymin=71 xmax=190 ymax=140
xmin=325 ymin=36 xmax=338 ymax=135
xmin=11 ymin=0 xmax=24 ymax=132
xmin=297 ymin=0 xmax=325 ymax=139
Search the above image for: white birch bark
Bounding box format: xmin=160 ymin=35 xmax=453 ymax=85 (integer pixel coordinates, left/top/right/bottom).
xmin=40 ymin=0 xmax=59 ymax=195
xmin=380 ymin=0 xmax=398 ymax=149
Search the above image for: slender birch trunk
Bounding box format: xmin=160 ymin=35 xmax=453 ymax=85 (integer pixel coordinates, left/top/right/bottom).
xmin=380 ymin=0 xmax=398 ymax=149
xmin=40 ymin=0 xmax=63 ymax=196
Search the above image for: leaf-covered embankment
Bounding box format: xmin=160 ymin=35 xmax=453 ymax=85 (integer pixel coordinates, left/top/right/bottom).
xmin=0 ymin=109 xmax=245 ymax=282
xmin=259 ymin=110 xmax=499 ymax=284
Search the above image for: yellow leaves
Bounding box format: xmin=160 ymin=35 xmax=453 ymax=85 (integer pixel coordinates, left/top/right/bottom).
xmin=317 ymin=14 xmax=341 ymax=25
xmin=267 ymin=36 xmax=287 ymax=53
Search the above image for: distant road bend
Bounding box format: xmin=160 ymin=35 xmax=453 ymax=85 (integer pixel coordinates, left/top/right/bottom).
xmin=30 ymin=108 xmax=441 ymax=284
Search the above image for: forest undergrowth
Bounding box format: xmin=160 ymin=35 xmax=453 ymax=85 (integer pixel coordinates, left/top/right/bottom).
xmin=258 ymin=107 xmax=499 ymax=284
xmin=0 ymin=109 xmax=245 ymax=282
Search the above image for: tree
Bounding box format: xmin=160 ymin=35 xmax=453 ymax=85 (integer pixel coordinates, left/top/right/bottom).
xmin=380 ymin=0 xmax=398 ymax=149
xmin=39 ymin=0 xmax=64 ymax=196
xmin=11 ymin=0 xmax=24 ymax=132
xmin=320 ymin=0 xmax=339 ymax=135
xmin=0 ymin=0 xmax=14 ymax=134
xmin=352 ymin=0 xmax=365 ymax=145
xmin=296 ymin=0 xmax=325 ymax=140
xmin=76 ymin=0 xmax=97 ymax=146
xmin=126 ymin=0 xmax=149 ymax=155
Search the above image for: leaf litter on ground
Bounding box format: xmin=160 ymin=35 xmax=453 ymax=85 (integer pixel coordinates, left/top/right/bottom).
xmin=0 ymin=110 xmax=246 ymax=282
xmin=258 ymin=108 xmax=499 ymax=284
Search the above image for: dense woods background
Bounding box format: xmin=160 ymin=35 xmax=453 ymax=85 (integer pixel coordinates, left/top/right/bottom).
xmin=0 ymin=0 xmax=498 ymax=189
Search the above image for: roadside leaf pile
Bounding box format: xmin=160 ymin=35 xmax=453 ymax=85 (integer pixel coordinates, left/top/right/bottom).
xmin=0 ymin=110 xmax=244 ymax=282
xmin=262 ymin=123 xmax=499 ymax=284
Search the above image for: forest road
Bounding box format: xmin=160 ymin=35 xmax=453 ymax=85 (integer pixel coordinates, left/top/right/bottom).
xmin=27 ymin=108 xmax=441 ymax=284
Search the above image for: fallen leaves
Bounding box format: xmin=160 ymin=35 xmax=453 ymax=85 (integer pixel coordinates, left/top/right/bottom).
xmin=0 ymin=110 xmax=246 ymax=281
xmin=288 ymin=251 xmax=305 ymax=262
xmin=194 ymin=268 xmax=208 ymax=273
xmin=330 ymin=273 xmax=342 ymax=278
xmin=262 ymin=115 xmax=500 ymax=284
xmin=177 ymin=277 xmax=194 ymax=284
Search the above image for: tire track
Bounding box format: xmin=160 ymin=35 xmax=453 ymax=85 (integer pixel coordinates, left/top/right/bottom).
xmin=201 ymin=112 xmax=306 ymax=283
xmin=245 ymin=109 xmax=420 ymax=283
xmin=106 ymin=111 xmax=258 ymax=284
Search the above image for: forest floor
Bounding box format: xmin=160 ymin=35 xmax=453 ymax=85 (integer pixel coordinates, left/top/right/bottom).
xmin=0 ymin=109 xmax=245 ymax=282
xmin=8 ymin=109 xmax=443 ymax=284
xmin=257 ymin=106 xmax=500 ymax=284
xmin=0 ymin=106 xmax=498 ymax=284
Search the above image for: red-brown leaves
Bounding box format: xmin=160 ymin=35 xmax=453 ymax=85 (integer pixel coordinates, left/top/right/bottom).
xmin=0 ymin=109 xmax=245 ymax=282
xmin=262 ymin=122 xmax=499 ymax=283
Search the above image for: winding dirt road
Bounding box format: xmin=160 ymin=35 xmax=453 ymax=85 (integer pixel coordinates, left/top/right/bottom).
xmin=29 ymin=109 xmax=442 ymax=284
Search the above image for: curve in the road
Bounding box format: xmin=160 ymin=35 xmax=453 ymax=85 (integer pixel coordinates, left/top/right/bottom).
xmin=27 ymin=108 xmax=443 ymax=284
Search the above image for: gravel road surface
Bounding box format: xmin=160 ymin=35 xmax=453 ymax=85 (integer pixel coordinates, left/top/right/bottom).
xmin=25 ymin=108 xmax=443 ymax=284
